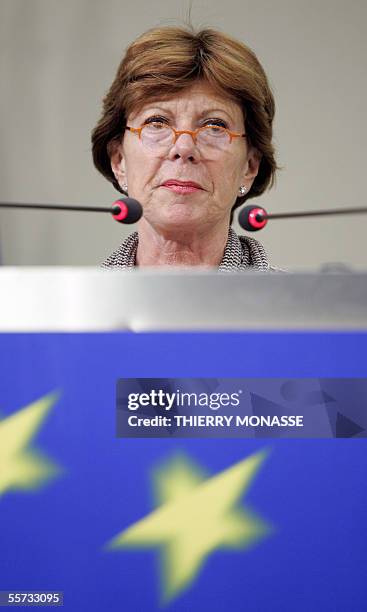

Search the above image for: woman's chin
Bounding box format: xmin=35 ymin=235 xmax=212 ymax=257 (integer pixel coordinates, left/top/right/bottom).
xmin=148 ymin=206 xmax=206 ymax=232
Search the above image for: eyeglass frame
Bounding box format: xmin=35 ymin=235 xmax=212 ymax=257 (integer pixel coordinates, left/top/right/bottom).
xmin=125 ymin=124 xmax=247 ymax=146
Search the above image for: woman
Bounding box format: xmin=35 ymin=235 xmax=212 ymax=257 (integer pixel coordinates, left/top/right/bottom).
xmin=92 ymin=26 xmax=277 ymax=270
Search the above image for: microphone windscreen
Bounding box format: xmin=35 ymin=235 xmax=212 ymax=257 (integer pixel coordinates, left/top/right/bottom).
xmin=112 ymin=198 xmax=143 ymax=224
xmin=238 ymin=205 xmax=267 ymax=232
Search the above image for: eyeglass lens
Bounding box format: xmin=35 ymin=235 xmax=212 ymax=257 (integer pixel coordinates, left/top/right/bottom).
xmin=140 ymin=124 xmax=231 ymax=150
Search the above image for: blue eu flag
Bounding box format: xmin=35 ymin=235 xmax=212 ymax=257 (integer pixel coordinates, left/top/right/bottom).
xmin=0 ymin=332 xmax=366 ymax=611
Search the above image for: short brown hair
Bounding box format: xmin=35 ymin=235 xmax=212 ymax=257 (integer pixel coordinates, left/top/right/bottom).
xmin=92 ymin=25 xmax=277 ymax=218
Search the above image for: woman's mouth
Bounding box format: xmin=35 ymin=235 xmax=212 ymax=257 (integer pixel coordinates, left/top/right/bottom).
xmin=161 ymin=180 xmax=203 ymax=194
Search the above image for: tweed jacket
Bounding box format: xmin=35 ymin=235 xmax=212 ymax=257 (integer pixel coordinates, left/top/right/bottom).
xmin=101 ymin=227 xmax=271 ymax=271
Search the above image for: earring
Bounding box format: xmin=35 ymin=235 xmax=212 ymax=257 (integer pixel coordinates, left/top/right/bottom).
xmin=238 ymin=185 xmax=247 ymax=196
xmin=121 ymin=183 xmax=128 ymax=194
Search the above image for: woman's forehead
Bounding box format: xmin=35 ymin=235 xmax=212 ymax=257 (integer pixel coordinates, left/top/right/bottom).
xmin=128 ymin=81 xmax=243 ymax=122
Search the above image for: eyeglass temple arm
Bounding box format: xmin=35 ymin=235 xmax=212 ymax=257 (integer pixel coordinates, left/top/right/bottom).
xmin=125 ymin=126 xmax=142 ymax=136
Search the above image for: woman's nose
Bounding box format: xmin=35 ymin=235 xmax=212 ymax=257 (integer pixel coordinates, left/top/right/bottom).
xmin=167 ymin=132 xmax=200 ymax=162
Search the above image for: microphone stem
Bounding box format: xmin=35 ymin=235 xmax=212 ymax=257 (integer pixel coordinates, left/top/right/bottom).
xmin=0 ymin=202 xmax=111 ymax=213
xmin=261 ymin=206 xmax=367 ymax=221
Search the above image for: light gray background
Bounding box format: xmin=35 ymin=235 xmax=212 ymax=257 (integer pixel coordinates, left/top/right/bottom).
xmin=0 ymin=0 xmax=366 ymax=268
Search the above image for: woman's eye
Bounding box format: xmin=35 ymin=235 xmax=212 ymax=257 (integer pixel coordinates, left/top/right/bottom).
xmin=144 ymin=116 xmax=168 ymax=126
xmin=204 ymin=119 xmax=227 ymax=128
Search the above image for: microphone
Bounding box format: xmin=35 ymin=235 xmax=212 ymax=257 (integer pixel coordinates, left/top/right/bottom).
xmin=111 ymin=198 xmax=143 ymax=224
xmin=0 ymin=197 xmax=143 ymax=225
xmin=238 ymin=204 xmax=367 ymax=232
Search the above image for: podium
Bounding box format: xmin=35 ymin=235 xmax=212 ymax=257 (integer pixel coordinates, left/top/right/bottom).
xmin=0 ymin=269 xmax=366 ymax=611
xmin=0 ymin=268 xmax=367 ymax=330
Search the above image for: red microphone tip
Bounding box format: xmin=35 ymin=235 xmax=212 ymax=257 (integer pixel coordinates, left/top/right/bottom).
xmin=111 ymin=197 xmax=143 ymax=224
xmin=238 ymin=205 xmax=268 ymax=232
xmin=112 ymin=199 xmax=128 ymax=221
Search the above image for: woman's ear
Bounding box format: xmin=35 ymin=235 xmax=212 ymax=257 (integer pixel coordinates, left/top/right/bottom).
xmin=241 ymin=147 xmax=261 ymax=187
xmin=108 ymin=139 xmax=126 ymax=184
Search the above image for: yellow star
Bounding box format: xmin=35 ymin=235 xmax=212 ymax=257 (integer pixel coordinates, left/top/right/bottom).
xmin=0 ymin=392 xmax=60 ymax=497
xmin=107 ymin=449 xmax=272 ymax=604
